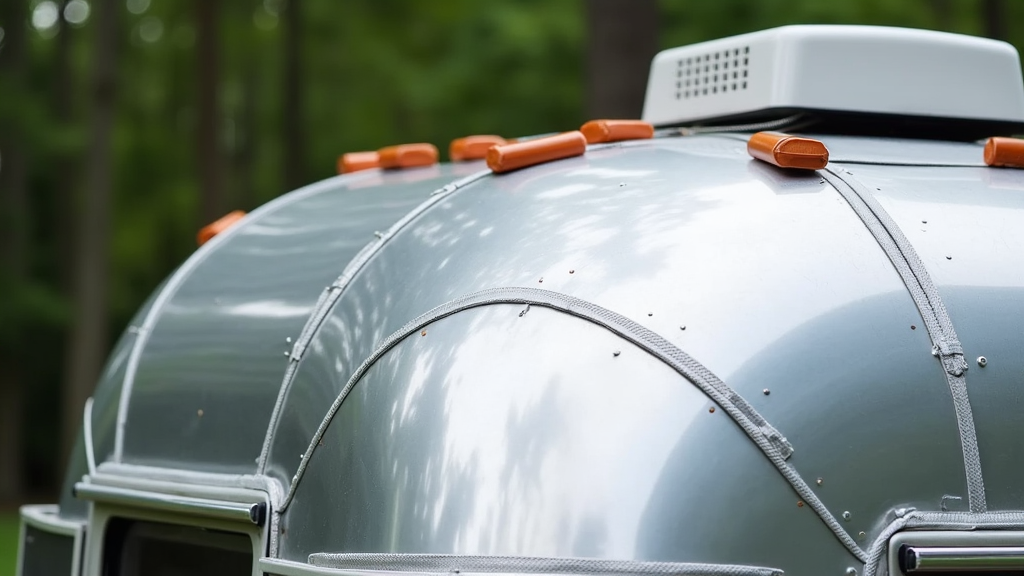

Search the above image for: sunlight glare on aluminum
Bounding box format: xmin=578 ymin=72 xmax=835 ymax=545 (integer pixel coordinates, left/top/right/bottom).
xmin=64 ymin=0 xmax=90 ymax=26
xmin=31 ymin=1 xmax=60 ymax=31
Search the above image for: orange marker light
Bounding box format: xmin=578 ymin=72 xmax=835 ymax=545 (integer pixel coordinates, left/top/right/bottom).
xmin=449 ymin=135 xmax=507 ymax=162
xmin=339 ymin=151 xmax=380 ymax=174
xmin=983 ymin=137 xmax=1024 ymax=168
xmin=197 ymin=210 xmax=246 ymax=247
xmin=580 ymin=120 xmax=654 ymax=144
xmin=486 ymin=131 xmax=587 ymax=174
xmin=377 ymin=143 xmax=439 ymax=169
xmin=747 ymin=132 xmax=829 ymax=170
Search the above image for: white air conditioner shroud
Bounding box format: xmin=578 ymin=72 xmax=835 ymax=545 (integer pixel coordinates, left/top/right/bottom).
xmin=642 ymin=25 xmax=1024 ymax=127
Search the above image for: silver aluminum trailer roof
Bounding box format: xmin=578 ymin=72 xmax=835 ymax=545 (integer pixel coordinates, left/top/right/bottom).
xmin=48 ymin=130 xmax=1024 ymax=576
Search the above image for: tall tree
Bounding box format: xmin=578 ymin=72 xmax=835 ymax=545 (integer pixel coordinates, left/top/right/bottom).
xmin=54 ymin=0 xmax=76 ymax=292
xmin=0 ymin=0 xmax=30 ymax=504
xmin=283 ymin=0 xmax=305 ymax=191
xmin=982 ymin=0 xmax=1007 ymax=41
xmin=585 ymin=0 xmax=659 ymax=119
xmin=197 ymin=0 xmax=224 ymax=223
xmin=62 ymin=0 xmax=119 ymax=466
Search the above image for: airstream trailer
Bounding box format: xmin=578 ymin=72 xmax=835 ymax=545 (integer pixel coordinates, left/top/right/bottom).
xmin=17 ymin=24 xmax=1024 ymax=576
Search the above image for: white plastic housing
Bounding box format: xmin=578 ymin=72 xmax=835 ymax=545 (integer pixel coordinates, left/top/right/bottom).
xmin=642 ymin=25 xmax=1024 ymax=126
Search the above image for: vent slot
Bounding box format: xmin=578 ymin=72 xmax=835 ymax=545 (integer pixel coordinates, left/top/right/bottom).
xmin=675 ymin=45 xmax=750 ymax=100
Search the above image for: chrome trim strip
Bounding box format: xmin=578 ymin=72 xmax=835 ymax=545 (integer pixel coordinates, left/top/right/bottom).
xmin=309 ymin=554 xmax=784 ymax=576
xmin=904 ymin=546 xmax=1024 ymax=572
xmin=74 ymin=482 xmax=263 ymax=524
xmin=83 ymin=397 xmax=96 ymax=475
xmin=262 ymin=557 xmax=784 ymax=576
xmin=19 ymin=504 xmax=82 ymax=537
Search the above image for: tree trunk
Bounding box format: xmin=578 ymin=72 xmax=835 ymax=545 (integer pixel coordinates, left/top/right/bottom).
xmin=197 ymin=0 xmax=224 ymax=223
xmin=585 ymin=0 xmax=660 ymax=119
xmin=0 ymin=0 xmax=29 ymax=505
xmin=982 ymin=0 xmax=1006 ymax=41
xmin=282 ymin=0 xmax=305 ymax=191
xmin=62 ymin=0 xmax=118 ymax=468
xmin=54 ymin=0 xmax=77 ymax=293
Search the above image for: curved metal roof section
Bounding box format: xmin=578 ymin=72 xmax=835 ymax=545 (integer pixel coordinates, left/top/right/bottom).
xmin=107 ymin=164 xmax=480 ymax=473
xmin=260 ymin=134 xmax=1024 ymax=566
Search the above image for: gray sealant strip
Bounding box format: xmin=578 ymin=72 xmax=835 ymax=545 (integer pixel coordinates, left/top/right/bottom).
xmin=822 ymin=167 xmax=986 ymax=514
xmin=280 ymin=286 xmax=867 ymax=563
xmin=112 ymin=172 xmax=375 ymax=463
xmin=255 ymin=169 xmax=492 ymax=474
xmin=308 ymin=553 xmax=783 ymax=576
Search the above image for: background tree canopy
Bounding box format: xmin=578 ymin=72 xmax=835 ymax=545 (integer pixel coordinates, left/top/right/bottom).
xmin=0 ymin=0 xmax=1020 ymax=509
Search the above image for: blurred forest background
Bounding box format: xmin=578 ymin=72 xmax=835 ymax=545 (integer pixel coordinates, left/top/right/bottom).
xmin=0 ymin=0 xmax=1021 ymax=532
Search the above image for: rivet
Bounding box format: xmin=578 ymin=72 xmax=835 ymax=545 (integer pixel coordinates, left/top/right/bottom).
xmin=978 ymin=356 xmax=988 ymax=367
xmin=285 ymin=337 xmax=292 ymax=343
xmin=538 ymin=277 xmax=544 ymax=283
xmin=858 ymin=531 xmax=866 ymax=541
xmin=421 ymin=330 xmax=427 ymax=336
xmin=816 ymin=477 xmax=823 ymax=486
xmin=922 ymin=220 xmax=928 ymax=224
xmin=911 ymin=325 xmax=916 ymax=330
xmin=846 ymin=568 xmax=858 ymax=576
xmin=797 ymin=500 xmax=804 ymax=507
xmin=763 ymin=388 xmax=770 ymax=396
xmin=931 ymin=345 xmax=940 ymax=357
xmin=283 ymin=351 xmax=290 ymax=357
xmin=569 ymin=269 xmax=575 ymax=274
xmin=618 ymin=182 xmax=626 ymax=187
xmin=680 ymin=325 xmax=686 ymax=331
xmin=613 ymin=351 xmax=621 ymax=357
xmin=843 ymin=511 xmax=851 ymax=521
xmin=946 ymin=255 xmax=952 ymax=260
xmin=709 ymin=406 xmax=716 ymax=413
xmin=197 ymin=409 xmax=204 ymax=417
xmin=648 ymin=312 xmax=653 ymax=317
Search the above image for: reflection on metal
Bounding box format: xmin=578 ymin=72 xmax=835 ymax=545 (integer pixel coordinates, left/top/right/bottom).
xmin=280 ymin=286 xmax=869 ymax=564
xmin=902 ymin=546 xmax=1024 ymax=572
xmin=256 ymin=169 xmax=492 ymax=474
xmin=309 ymin=553 xmax=784 ymax=576
xmin=19 ymin=504 xmax=85 ymax=576
xmin=823 ymin=167 xmax=986 ymax=514
xmin=74 ymin=482 xmax=264 ymax=525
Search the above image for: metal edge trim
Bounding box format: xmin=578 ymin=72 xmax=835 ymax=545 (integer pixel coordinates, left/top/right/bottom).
xmin=74 ymin=482 xmax=262 ymax=525
xmin=83 ymin=398 xmax=96 ymax=475
xmin=19 ymin=504 xmax=83 ymax=536
xmin=112 ymin=171 xmax=375 ymax=463
xmin=255 ymin=169 xmax=492 ymax=475
xmin=308 ymin=554 xmax=785 ymax=576
xmin=277 ymin=287 xmax=866 ymax=563
xmin=262 ymin=558 xmax=365 ymax=576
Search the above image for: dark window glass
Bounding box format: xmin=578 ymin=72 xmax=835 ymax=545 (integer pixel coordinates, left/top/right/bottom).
xmin=21 ymin=525 xmax=75 ymax=576
xmin=103 ymin=518 xmax=252 ymax=576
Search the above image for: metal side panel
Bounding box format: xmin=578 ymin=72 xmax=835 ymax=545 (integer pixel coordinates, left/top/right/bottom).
xmin=278 ymin=304 xmax=856 ymax=575
xmin=267 ymin=136 xmax=966 ymax=551
xmin=844 ymin=163 xmax=1024 ymax=511
xmin=120 ymin=167 xmax=468 ymax=473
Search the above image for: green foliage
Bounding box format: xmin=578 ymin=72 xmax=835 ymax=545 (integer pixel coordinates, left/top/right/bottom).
xmin=0 ymin=0 xmax=1022 ymax=498
xmin=0 ymin=513 xmax=17 ymax=576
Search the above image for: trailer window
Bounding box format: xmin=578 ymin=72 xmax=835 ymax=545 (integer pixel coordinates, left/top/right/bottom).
xmin=103 ymin=518 xmax=251 ymax=576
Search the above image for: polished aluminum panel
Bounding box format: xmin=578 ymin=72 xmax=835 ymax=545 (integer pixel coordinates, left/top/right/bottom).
xmin=270 ymin=135 xmax=966 ymax=554
xmin=279 ymin=304 xmax=855 ymax=575
xmin=841 ymin=163 xmax=1024 ymax=511
xmin=121 ymin=166 xmax=473 ymax=472
xmin=816 ymin=135 xmax=986 ymax=166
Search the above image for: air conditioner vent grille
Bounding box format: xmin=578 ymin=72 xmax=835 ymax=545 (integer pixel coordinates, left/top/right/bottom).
xmin=675 ymin=45 xmax=750 ymax=100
